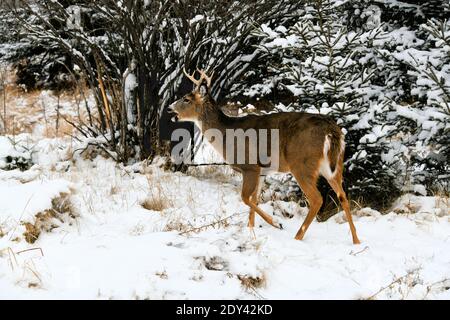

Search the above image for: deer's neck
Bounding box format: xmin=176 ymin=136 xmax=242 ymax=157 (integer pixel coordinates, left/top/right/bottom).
xmin=196 ymin=100 xmax=240 ymax=160
xmin=197 ymin=100 xmax=230 ymax=134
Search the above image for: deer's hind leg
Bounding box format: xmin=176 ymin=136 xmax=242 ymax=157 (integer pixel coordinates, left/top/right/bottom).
xmin=291 ymin=169 xmax=323 ymax=241
xmin=325 ymin=173 xmax=361 ymax=244
xmin=248 ymin=183 xmax=259 ymax=228
xmin=242 ymin=170 xmax=282 ymax=229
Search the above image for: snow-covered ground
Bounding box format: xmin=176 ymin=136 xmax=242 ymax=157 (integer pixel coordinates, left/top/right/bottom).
xmin=0 ymin=133 xmax=449 ymax=300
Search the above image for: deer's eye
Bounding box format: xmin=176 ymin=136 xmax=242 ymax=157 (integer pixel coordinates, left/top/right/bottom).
xmin=184 ymin=98 xmax=190 ymax=103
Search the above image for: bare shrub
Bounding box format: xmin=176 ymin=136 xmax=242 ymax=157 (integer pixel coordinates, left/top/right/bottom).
xmin=12 ymin=0 xmax=302 ymax=163
xmin=0 ymin=65 xmax=7 ymax=133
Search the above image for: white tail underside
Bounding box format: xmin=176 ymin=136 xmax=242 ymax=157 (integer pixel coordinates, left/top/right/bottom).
xmin=319 ymin=134 xmax=344 ymax=179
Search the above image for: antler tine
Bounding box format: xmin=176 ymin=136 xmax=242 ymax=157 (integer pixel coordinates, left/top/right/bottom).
xmin=183 ymin=68 xmax=201 ymax=88
xmin=196 ymin=68 xmax=214 ymax=88
xmin=196 ymin=68 xmax=206 ymax=84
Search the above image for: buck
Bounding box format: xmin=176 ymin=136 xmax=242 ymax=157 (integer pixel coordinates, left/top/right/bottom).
xmin=168 ymin=69 xmax=360 ymax=244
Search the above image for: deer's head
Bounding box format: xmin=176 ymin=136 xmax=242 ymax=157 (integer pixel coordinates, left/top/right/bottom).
xmin=168 ymin=69 xmax=214 ymax=123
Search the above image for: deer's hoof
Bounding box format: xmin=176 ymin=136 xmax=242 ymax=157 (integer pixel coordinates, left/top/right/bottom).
xmin=294 ymin=233 xmax=304 ymax=240
xmin=272 ymin=217 xmax=283 ymax=229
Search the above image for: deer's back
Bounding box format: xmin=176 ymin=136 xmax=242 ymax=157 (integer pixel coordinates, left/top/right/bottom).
xmin=223 ymin=111 xmax=342 ymax=173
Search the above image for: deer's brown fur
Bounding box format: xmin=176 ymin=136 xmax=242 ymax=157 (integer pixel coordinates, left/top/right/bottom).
xmin=169 ymin=70 xmax=360 ymax=244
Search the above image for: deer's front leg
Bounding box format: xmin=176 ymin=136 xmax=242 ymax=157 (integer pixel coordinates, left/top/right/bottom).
xmin=242 ymin=170 xmax=282 ymax=229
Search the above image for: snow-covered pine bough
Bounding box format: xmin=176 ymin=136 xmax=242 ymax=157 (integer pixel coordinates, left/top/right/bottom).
xmin=168 ymin=69 xmax=360 ymax=244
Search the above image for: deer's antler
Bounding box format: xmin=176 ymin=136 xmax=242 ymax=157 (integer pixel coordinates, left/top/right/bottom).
xmin=183 ymin=68 xmax=202 ymax=88
xmin=183 ymin=68 xmax=214 ymax=89
xmin=197 ymin=69 xmax=214 ymax=88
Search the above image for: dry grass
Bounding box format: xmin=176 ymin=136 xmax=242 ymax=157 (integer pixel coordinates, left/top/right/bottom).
xmin=177 ymin=213 xmax=236 ymax=235
xmin=203 ymin=256 xmax=228 ymax=271
xmin=186 ymin=164 xmax=238 ymax=184
xmin=390 ymin=191 xmax=449 ymax=217
xmin=141 ymin=195 xmax=169 ymax=212
xmin=79 ymin=143 xmax=112 ymax=161
xmin=155 ymin=270 xmax=168 ymax=279
xmin=22 ymin=193 xmax=76 ymax=244
xmin=238 ymin=273 xmax=267 ymax=290
xmin=109 ymin=185 xmax=120 ymax=196
xmin=162 ymin=197 xmax=235 ymax=234
xmin=0 ymin=66 xmax=95 ymax=137
xmin=392 ymin=201 xmax=421 ymax=215
xmin=366 ymin=268 xmax=421 ymax=300
xmin=433 ymin=191 xmax=450 ymax=217
xmin=185 ymin=146 xmax=239 ymax=184
xmin=163 ymin=219 xmax=191 ymax=233
xmin=141 ymin=175 xmax=173 ymax=212
xmin=23 ymin=222 xmax=41 ymax=244
xmin=237 ymin=272 xmax=268 ymax=299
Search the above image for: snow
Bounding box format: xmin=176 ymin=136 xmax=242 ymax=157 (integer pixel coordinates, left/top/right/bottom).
xmin=0 ymin=136 xmax=32 ymax=170
xmin=0 ymin=178 xmax=72 ymax=225
xmin=67 ymin=5 xmax=83 ymax=31
xmin=265 ymin=35 xmax=298 ymax=49
xmin=0 ymin=134 xmax=449 ymax=300
xmin=124 ymin=66 xmax=138 ymax=124
xmin=190 ymin=15 xmax=204 ymax=25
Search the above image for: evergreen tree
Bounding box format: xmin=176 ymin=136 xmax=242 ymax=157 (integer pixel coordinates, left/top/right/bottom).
xmin=230 ymin=0 xmax=449 ymax=209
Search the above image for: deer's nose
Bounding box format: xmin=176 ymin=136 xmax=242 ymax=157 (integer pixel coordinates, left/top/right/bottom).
xmin=167 ymin=103 xmax=179 ymax=122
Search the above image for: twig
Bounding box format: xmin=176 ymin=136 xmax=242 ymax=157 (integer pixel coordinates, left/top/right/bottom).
xmin=424 ymin=278 xmax=450 ymax=298
xmin=8 ymin=193 xmax=35 ymax=241
xmin=179 ymin=211 xmax=245 ymax=235
xmin=187 ymin=162 xmax=229 ymax=167
xmin=367 ymin=269 xmax=419 ymax=300
xmin=16 ymin=247 xmax=45 ymax=257
xmin=7 ymin=247 xmax=18 ymax=271
xmin=55 ymin=91 xmax=60 ymax=136
xmin=24 ymin=261 xmax=43 ymax=285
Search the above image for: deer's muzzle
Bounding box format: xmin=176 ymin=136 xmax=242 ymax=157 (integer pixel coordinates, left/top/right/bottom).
xmin=167 ymin=103 xmax=179 ymax=122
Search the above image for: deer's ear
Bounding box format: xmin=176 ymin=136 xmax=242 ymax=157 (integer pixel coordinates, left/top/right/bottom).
xmin=199 ymin=83 xmax=208 ymax=97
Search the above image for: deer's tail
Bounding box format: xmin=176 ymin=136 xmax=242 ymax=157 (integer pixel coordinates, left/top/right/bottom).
xmin=320 ymin=128 xmax=345 ymax=179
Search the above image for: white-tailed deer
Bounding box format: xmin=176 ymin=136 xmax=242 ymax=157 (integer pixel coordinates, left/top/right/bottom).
xmin=168 ymin=69 xmax=360 ymax=244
